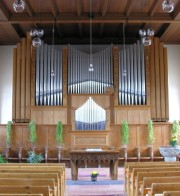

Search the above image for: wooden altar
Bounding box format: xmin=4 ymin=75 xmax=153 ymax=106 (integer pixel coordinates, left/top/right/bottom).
xmin=69 ymin=150 xmax=119 ymax=180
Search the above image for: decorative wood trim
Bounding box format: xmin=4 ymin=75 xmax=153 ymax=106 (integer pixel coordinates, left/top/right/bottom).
xmin=12 ymin=48 xmax=17 ymax=122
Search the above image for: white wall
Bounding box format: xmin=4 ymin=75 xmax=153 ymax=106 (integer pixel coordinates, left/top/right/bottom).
xmin=0 ymin=46 xmax=14 ymax=123
xmin=166 ymin=45 xmax=180 ymax=122
xmin=0 ymin=45 xmax=180 ymax=123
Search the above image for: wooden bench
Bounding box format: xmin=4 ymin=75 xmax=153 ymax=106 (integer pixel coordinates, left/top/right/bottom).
xmin=132 ymin=167 xmax=180 ymax=196
xmin=0 ymin=186 xmax=50 ymax=196
xmin=125 ymin=162 xmax=180 ymax=195
xmin=163 ymin=191 xmax=180 ymax=196
xmin=148 ymin=183 xmax=180 ymax=196
xmin=0 ymin=163 xmax=66 ymax=196
xmin=0 ymin=178 xmax=56 ymax=196
xmin=140 ymin=177 xmax=180 ymax=196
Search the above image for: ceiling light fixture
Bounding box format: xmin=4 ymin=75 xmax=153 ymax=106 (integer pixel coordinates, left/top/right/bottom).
xmin=30 ymin=29 xmax=44 ymax=47
xmin=139 ymin=28 xmax=154 ymax=46
xmin=13 ymin=0 xmax=25 ymax=12
xmin=88 ymin=0 xmax=94 ymax=72
xmin=162 ymin=0 xmax=174 ymax=13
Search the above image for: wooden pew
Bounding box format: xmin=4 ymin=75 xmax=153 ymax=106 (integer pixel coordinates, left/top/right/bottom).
xmin=163 ymin=191 xmax=180 ymax=196
xmin=0 ymin=195 xmax=43 ymax=196
xmin=0 ymin=186 xmax=50 ymax=196
xmin=131 ymin=167 xmax=180 ymax=196
xmin=0 ymin=173 xmax=59 ymax=196
xmin=125 ymin=162 xmax=180 ymax=194
xmin=0 ymin=163 xmax=66 ymax=196
xmin=148 ymin=183 xmax=180 ymax=196
xmin=140 ymin=177 xmax=180 ymax=196
xmin=135 ymin=171 xmax=180 ymax=195
xmin=0 ymin=178 xmax=56 ymax=196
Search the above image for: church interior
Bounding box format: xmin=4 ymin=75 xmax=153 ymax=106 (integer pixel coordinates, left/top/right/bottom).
xmin=0 ymin=0 xmax=180 ymax=195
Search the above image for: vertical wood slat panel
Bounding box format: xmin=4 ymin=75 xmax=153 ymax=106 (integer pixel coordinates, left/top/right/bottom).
xmin=159 ymin=42 xmax=166 ymax=121
xmin=62 ymin=47 xmax=68 ymax=106
xmin=164 ymin=47 xmax=169 ymax=121
xmin=150 ymin=37 xmax=156 ymax=120
xmin=12 ymin=48 xmax=17 ymax=122
xmin=154 ymin=37 xmax=161 ymax=121
xmin=113 ymin=47 xmax=118 ymax=106
xmin=25 ymin=33 xmax=31 ymax=121
xmin=16 ymin=43 xmax=21 ymax=122
xmin=20 ymin=38 xmax=26 ymax=121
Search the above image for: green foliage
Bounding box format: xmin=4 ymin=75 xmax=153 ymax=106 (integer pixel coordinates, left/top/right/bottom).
xmin=28 ymin=121 xmax=37 ymax=145
xmin=148 ymin=120 xmax=154 ymax=145
xmin=121 ymin=121 xmax=129 ymax=145
xmin=0 ymin=154 xmax=7 ymax=163
xmin=6 ymin=121 xmax=12 ymax=146
xmin=170 ymin=120 xmax=180 ymax=146
xmin=27 ymin=151 xmax=44 ymax=163
xmin=56 ymin=121 xmax=63 ymax=146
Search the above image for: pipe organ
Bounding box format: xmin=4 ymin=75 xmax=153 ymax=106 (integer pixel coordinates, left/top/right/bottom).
xmin=118 ymin=41 xmax=146 ymax=105
xmin=68 ymin=45 xmax=113 ymax=94
xmin=36 ymin=43 xmax=63 ymax=106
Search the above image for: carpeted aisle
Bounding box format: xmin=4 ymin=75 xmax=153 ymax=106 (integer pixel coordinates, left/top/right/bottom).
xmin=66 ymin=167 xmax=126 ymax=196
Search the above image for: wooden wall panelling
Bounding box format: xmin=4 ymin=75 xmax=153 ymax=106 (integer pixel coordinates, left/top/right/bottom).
xmin=159 ymin=42 xmax=166 ymax=121
xmin=115 ymin=107 xmax=128 ymax=124
xmin=25 ymin=33 xmax=31 ymax=121
xmin=20 ymin=38 xmax=26 ymax=121
xmin=139 ymin=108 xmax=151 ymax=124
xmin=128 ymin=110 xmax=140 ymax=124
xmin=16 ymin=43 xmax=21 ymax=122
xmin=150 ymin=37 xmax=156 ymax=120
xmin=113 ymin=47 xmax=119 ymax=106
xmin=62 ymin=47 xmax=68 ymax=106
xmin=164 ymin=48 xmax=169 ymax=120
xmin=154 ymin=37 xmax=161 ymax=121
xmin=12 ymin=48 xmax=17 ymax=122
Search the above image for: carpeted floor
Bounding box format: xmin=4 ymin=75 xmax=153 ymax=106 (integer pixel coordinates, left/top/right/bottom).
xmin=66 ymin=167 xmax=126 ymax=196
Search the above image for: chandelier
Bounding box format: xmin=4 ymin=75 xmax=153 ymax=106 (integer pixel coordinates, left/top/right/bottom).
xmin=13 ymin=0 xmax=25 ymax=12
xmin=139 ymin=28 xmax=154 ymax=46
xmin=30 ymin=29 xmax=44 ymax=47
xmin=162 ymin=0 xmax=174 ymax=13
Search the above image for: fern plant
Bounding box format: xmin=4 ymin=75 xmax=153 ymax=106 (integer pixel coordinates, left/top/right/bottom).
xmin=56 ymin=121 xmax=63 ymax=146
xmin=121 ymin=121 xmax=129 ymax=146
xmin=6 ymin=121 xmax=12 ymax=147
xmin=148 ymin=120 xmax=154 ymax=145
xmin=27 ymin=151 xmax=44 ymax=163
xmin=28 ymin=121 xmax=37 ymax=145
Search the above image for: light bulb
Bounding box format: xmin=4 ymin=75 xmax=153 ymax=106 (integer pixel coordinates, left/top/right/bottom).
xmin=162 ymin=0 xmax=174 ymax=13
xmin=139 ymin=29 xmax=146 ymax=37
xmin=32 ymin=37 xmax=42 ymax=48
xmin=13 ymin=0 xmax=25 ymax=12
xmin=142 ymin=36 xmax=152 ymax=46
xmin=147 ymin=28 xmax=154 ymax=36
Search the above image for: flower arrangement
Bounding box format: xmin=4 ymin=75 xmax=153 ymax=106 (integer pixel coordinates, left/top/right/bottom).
xmin=0 ymin=154 xmax=7 ymax=163
xmin=148 ymin=120 xmax=154 ymax=145
xmin=121 ymin=121 xmax=129 ymax=146
xmin=169 ymin=120 xmax=180 ymax=147
xmin=91 ymin=171 xmax=99 ymax=177
xmin=27 ymin=151 xmax=44 ymax=163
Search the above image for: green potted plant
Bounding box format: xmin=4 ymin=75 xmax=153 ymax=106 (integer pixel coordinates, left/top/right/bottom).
xmin=27 ymin=151 xmax=44 ymax=163
xmin=121 ymin=121 xmax=129 ymax=146
xmin=170 ymin=120 xmax=180 ymax=147
xmin=91 ymin=170 xmax=99 ymax=181
xmin=56 ymin=121 xmax=63 ymax=146
xmin=5 ymin=121 xmax=12 ymax=147
xmin=147 ymin=120 xmax=154 ymax=146
xmin=0 ymin=154 xmax=7 ymax=163
xmin=28 ymin=121 xmax=37 ymax=148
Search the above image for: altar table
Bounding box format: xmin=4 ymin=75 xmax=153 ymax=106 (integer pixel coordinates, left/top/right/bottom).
xmin=69 ymin=150 xmax=119 ymax=180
